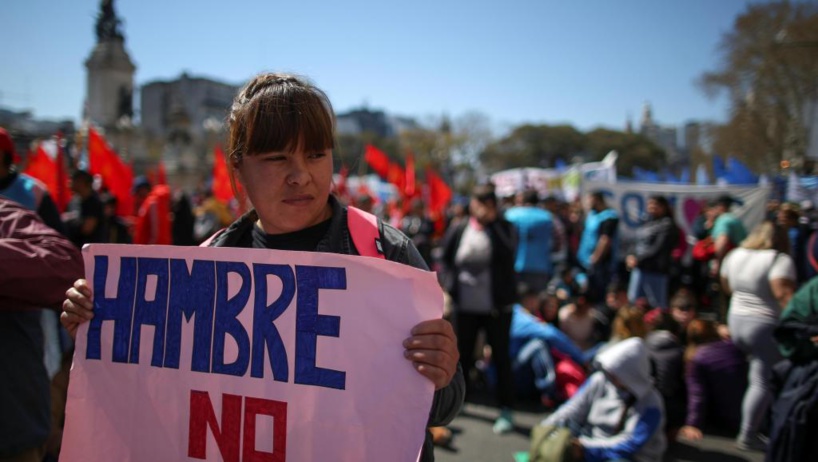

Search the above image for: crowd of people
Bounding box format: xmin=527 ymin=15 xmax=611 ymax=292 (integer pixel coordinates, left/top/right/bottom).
xmin=426 ymin=184 xmax=818 ymax=461
xmin=2 ymin=70 xmax=818 ymax=462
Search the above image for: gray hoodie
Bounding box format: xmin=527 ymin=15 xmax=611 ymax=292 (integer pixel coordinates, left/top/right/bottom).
xmin=542 ymin=337 xmax=667 ymax=462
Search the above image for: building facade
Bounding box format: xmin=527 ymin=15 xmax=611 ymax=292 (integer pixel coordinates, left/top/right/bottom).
xmin=139 ymin=73 xmax=239 ymax=189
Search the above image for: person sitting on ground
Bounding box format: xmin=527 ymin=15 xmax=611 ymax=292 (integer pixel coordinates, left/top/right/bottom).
xmin=540 ymin=290 xmax=561 ymax=327
xmin=593 ymin=282 xmax=629 ymax=343
xmin=591 ymin=304 xmax=647 ymax=365
xmin=678 ymin=319 xmax=747 ymax=442
xmin=644 ymin=310 xmax=686 ymax=440
xmin=668 ymin=289 xmax=698 ymax=344
xmin=539 ymin=337 xmax=667 ymax=462
xmin=553 ymin=267 xmax=588 ymax=303
xmin=559 ymin=294 xmax=598 ymax=353
xmin=510 ymin=284 xmax=586 ymax=405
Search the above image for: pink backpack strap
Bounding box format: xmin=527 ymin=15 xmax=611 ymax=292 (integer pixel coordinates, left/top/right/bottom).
xmin=200 ymin=228 xmax=225 ymax=247
xmin=347 ymin=206 xmax=385 ymax=259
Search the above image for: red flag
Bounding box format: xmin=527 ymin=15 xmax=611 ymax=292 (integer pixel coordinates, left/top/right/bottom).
xmin=88 ymin=127 xmax=133 ymax=216
xmin=213 ymin=145 xmax=234 ymax=204
xmin=426 ymin=168 xmax=452 ymax=215
xmin=386 ymin=162 xmax=406 ymax=194
xmin=364 ymin=145 xmax=390 ymax=178
xmin=23 ymin=144 xmax=56 ymax=195
xmin=404 ymin=151 xmax=415 ymax=198
xmin=23 ymin=139 xmax=70 ymax=212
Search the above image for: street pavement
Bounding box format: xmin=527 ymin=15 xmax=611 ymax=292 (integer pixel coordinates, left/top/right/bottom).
xmin=434 ymin=400 xmax=765 ymax=462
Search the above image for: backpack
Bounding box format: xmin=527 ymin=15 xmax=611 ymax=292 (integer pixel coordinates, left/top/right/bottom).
xmin=528 ymin=424 xmax=575 ymax=462
xmin=346 ymin=206 xmax=385 ymax=259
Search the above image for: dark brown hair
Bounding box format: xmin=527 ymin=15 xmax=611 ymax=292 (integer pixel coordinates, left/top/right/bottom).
xmin=226 ymin=73 xmax=335 ymax=196
xmin=685 ymin=319 xmax=721 ymax=362
xmin=471 ymin=183 xmax=497 ymax=206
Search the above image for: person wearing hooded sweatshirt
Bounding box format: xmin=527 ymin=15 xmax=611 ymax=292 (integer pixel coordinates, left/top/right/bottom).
xmin=540 ymin=337 xmax=666 ymax=462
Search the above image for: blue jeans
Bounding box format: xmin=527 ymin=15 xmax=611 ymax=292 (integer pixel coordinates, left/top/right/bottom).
xmin=628 ymin=268 xmax=669 ymax=308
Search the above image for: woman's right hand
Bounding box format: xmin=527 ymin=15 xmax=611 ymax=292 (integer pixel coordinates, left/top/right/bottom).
xmin=678 ymin=425 xmax=703 ymax=441
xmin=61 ymin=279 xmax=95 ymax=340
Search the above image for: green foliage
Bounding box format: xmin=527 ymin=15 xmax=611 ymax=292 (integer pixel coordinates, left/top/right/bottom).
xmin=585 ymin=128 xmax=665 ymax=176
xmin=480 ymin=124 xmax=665 ymax=176
xmin=699 ymin=2 xmax=818 ymax=172
xmin=480 ymin=124 xmax=585 ymax=171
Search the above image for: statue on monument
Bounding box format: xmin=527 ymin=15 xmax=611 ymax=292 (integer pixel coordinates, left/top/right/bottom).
xmin=96 ymin=0 xmax=124 ymax=42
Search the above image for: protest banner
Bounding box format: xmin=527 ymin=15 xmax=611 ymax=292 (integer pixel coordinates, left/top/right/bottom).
xmin=61 ymin=244 xmax=443 ymax=462
xmin=583 ymin=180 xmax=771 ymax=247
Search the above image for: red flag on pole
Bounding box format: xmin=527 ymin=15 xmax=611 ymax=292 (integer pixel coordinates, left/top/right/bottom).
xmin=23 ymin=139 xmax=70 ymax=212
xmin=426 ymin=167 xmax=452 ymax=215
xmin=386 ymin=162 xmax=406 ymax=194
xmin=23 ymin=143 xmax=56 ymax=195
xmin=404 ymin=151 xmax=416 ymax=198
xmin=87 ymin=126 xmax=133 ymax=216
xmin=364 ymin=145 xmax=390 ymax=178
xmin=213 ymin=145 xmax=234 ymax=204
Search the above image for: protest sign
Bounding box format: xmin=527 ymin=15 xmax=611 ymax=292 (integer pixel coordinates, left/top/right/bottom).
xmin=61 ymin=244 xmax=442 ymax=462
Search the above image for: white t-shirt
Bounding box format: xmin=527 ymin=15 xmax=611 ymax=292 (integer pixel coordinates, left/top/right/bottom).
xmin=721 ymin=248 xmax=796 ymax=320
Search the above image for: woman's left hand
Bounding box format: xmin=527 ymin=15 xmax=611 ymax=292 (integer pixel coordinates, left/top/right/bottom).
xmin=403 ymin=319 xmax=459 ymax=390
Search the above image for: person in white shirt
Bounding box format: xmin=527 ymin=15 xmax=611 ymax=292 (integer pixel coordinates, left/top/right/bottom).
xmin=720 ymin=221 xmax=797 ymax=451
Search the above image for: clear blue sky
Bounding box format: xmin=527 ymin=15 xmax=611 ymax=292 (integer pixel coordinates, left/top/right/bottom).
xmin=2 ymin=0 xmax=757 ymax=134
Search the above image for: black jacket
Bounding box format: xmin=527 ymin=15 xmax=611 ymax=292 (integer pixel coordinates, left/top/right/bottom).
xmin=441 ymin=217 xmax=518 ymax=311
xmin=767 ymin=360 xmax=818 ymax=462
xmin=633 ymin=216 xmax=677 ymax=272
xmin=208 ymin=196 xmax=465 ymax=461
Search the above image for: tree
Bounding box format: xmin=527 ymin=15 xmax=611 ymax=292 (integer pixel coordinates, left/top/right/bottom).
xmin=480 ymin=124 xmax=586 ymax=171
xmin=699 ymin=3 xmax=818 ymax=172
xmin=585 ymin=129 xmax=666 ymax=176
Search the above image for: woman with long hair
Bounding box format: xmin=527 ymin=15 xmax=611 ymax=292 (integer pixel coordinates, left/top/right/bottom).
xmin=626 ymin=195 xmax=678 ymax=309
xmin=720 ymin=220 xmax=797 ymax=450
xmin=678 ymin=319 xmax=747 ymax=441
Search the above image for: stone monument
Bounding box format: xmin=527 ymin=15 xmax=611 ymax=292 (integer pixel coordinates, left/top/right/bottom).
xmin=84 ymin=0 xmax=136 ymax=155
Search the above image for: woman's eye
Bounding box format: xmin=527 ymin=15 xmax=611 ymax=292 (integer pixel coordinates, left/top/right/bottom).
xmin=264 ymin=156 xmax=286 ymax=162
xmin=308 ymin=152 xmax=327 ymax=159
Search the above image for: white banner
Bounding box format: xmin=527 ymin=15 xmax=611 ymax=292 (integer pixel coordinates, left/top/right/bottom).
xmin=582 ymin=181 xmax=772 ymax=250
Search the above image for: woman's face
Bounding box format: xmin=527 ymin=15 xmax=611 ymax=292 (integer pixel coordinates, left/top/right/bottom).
xmin=647 ymin=199 xmax=662 ymax=218
xmin=236 ymin=147 xmax=334 ymax=234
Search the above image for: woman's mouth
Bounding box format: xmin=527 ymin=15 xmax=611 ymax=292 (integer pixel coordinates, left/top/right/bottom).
xmin=283 ymin=195 xmax=314 ymax=206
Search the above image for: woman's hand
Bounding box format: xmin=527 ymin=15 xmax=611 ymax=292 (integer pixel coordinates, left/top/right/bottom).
xmin=61 ymin=279 xmax=95 ymax=340
xmin=403 ymin=319 xmax=459 ymax=390
xmin=678 ymin=425 xmax=703 ymax=441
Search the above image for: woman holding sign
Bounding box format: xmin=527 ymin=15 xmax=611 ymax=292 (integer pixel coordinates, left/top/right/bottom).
xmin=61 ymin=73 xmax=464 ymax=461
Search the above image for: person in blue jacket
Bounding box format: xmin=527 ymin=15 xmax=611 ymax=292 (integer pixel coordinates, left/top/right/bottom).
xmin=577 ymin=191 xmax=619 ymax=305
xmin=510 ymin=284 xmax=585 ymax=404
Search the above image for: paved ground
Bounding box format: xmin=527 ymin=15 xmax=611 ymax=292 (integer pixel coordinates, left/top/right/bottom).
xmin=434 ymin=400 xmax=765 ymax=462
